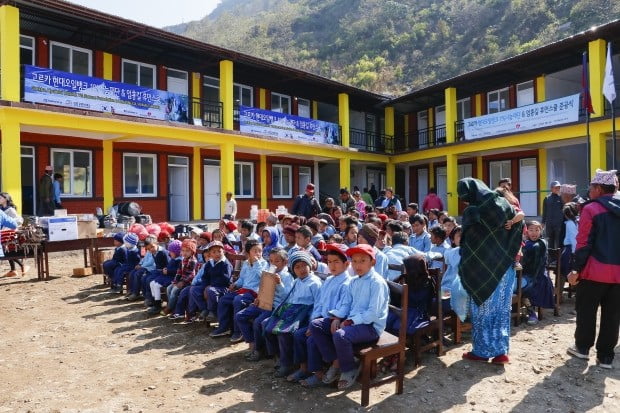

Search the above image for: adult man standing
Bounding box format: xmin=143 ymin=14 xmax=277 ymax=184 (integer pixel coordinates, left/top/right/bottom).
xmin=38 ymin=165 xmax=55 ymax=216
xmin=223 ymin=191 xmax=237 ymax=220
xmin=567 ymin=169 xmax=620 ymax=369
xmin=542 ymin=180 xmax=563 ymax=249
xmin=337 ymin=188 xmax=356 ymax=213
xmin=291 ymin=183 xmax=321 ymax=219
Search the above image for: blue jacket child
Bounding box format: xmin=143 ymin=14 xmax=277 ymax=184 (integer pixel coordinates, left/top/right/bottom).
xmin=103 ymin=232 xmax=127 ymax=291
xmin=111 ymin=233 xmax=141 ymax=293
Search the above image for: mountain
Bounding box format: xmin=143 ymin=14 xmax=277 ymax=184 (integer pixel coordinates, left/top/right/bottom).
xmin=167 ymin=0 xmax=620 ymax=96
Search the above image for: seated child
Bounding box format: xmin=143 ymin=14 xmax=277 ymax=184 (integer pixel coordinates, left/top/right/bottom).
xmin=520 ymin=221 xmax=555 ymax=325
xmin=289 ymin=225 xmax=322 ymax=264
xmin=385 ymin=231 xmax=419 ymax=281
xmin=357 ymin=224 xmax=389 ymax=278
xmin=103 ymin=232 xmax=126 ymax=291
xmin=142 ymin=239 xmax=180 ymax=306
xmin=343 ymin=224 xmax=359 ymax=248
xmin=209 ymin=240 xmax=268 ymax=340
xmin=282 ymin=224 xmax=299 ymax=252
xmin=111 ymin=233 xmax=141 ymax=294
xmin=263 ymin=251 xmax=322 ymax=379
xmin=441 ymin=226 xmax=462 ymax=297
xmin=173 ymin=241 xmax=233 ymax=321
xmin=560 ymin=202 xmax=579 ymax=279
xmin=240 ymin=220 xmax=261 ymax=251
xmin=308 ymin=244 xmax=389 ymax=389
xmin=409 ymin=214 xmax=431 ymax=252
xmin=147 ymin=239 xmax=195 ymax=315
xmin=126 ymin=235 xmax=160 ymax=300
xmin=428 ymin=226 xmax=448 ymax=270
xmin=261 ymin=227 xmax=281 ymax=260
xmin=427 ymin=208 xmax=440 ymax=229
xmin=298 ymin=243 xmax=353 ymax=387
xmin=236 ymin=247 xmax=293 ymax=361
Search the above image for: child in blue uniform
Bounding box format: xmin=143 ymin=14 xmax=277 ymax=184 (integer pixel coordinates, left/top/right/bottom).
xmin=409 ymin=214 xmax=431 ymax=252
xmin=520 ymin=221 xmax=554 ymax=325
xmin=127 ymin=235 xmax=169 ymax=301
xmin=111 ymin=233 xmax=140 ymax=294
xmin=144 ymin=239 xmax=182 ymax=308
xmin=104 ymin=232 xmax=126 ymax=292
xmin=151 ymin=239 xmax=197 ymax=315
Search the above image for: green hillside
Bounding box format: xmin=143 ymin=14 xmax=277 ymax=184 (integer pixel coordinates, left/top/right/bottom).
xmin=168 ymin=0 xmax=620 ymax=96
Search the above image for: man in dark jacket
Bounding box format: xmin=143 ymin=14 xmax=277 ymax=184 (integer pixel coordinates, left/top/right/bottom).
xmin=567 ymin=169 xmax=620 ymax=369
xmin=291 ymin=183 xmax=321 ymax=219
xmin=38 ymin=165 xmax=55 ymax=216
xmin=337 ymin=188 xmax=355 ymax=213
xmin=542 ymin=180 xmax=564 ymax=249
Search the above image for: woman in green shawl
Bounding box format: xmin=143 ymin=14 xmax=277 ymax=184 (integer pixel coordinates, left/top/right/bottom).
xmin=457 ymin=178 xmax=524 ymax=364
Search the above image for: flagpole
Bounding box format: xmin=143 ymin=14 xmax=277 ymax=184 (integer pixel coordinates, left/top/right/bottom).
xmin=613 ymin=99 xmax=617 ymax=170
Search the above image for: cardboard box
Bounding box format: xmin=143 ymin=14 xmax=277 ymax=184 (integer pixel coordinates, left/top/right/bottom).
xmin=77 ymin=220 xmax=98 ymax=239
xmin=48 ymin=216 xmax=78 ymax=241
xmin=72 ymin=267 xmax=93 ymax=277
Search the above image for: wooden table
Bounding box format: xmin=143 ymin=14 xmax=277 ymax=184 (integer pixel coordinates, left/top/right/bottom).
xmin=39 ymin=237 xmax=116 ymax=281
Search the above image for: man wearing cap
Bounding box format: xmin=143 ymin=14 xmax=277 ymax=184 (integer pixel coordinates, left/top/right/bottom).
xmin=291 ymin=183 xmax=321 ymax=219
xmin=337 ymin=188 xmax=356 ymax=213
xmin=542 ymin=180 xmax=564 ymax=249
xmin=38 ymin=165 xmax=55 ymax=216
xmin=566 ymin=169 xmax=620 ymax=369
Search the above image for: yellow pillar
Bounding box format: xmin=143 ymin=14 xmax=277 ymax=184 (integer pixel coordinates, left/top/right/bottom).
xmin=386 ymin=162 xmax=396 ymax=190
xmin=339 ymin=158 xmax=350 ymax=190
xmin=102 ymin=140 xmax=114 ymax=213
xmin=259 ymin=88 xmax=267 ymax=110
xmin=535 ymin=76 xmax=546 ymax=103
xmin=0 ymin=121 xmax=21 ymax=210
xmin=260 ymin=155 xmax=267 ymax=209
xmin=476 ymin=156 xmax=484 ymax=180
xmin=429 ymin=162 xmax=435 ymax=189
xmin=102 ymin=53 xmax=113 ymax=80
xmin=219 ymin=60 xmax=234 ymax=130
xmin=385 ymin=106 xmax=394 ymax=153
xmin=192 ymin=147 xmax=202 ymax=220
xmin=311 ymin=100 xmax=318 ymax=120
xmin=0 ymin=5 xmax=20 ymax=102
xmin=446 ymin=154 xmax=458 ymax=216
xmin=590 ymin=133 xmax=607 ymax=176
xmin=474 ymin=94 xmax=483 ymax=116
xmin=191 ymin=72 xmax=201 ymax=119
xmin=538 ymin=148 xmax=547 ymax=215
xmin=220 ymin=143 xmax=235 ymax=215
xmin=338 ymin=93 xmax=350 ymax=147
xmin=445 ymin=87 xmax=457 ymax=144
xmin=589 ymin=39 xmax=606 ymax=118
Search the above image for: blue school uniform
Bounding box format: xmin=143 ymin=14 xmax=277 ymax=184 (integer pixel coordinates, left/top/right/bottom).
xmin=145 ymin=256 xmax=181 ymax=302
xmin=186 ymin=258 xmax=233 ymax=316
xmin=128 ymin=249 xmax=154 ymax=295
xmin=113 ymin=246 xmax=141 ymax=286
xmin=373 ymin=246 xmax=389 ymax=278
xmin=103 ymin=245 xmax=126 ymax=283
xmin=409 ymin=231 xmax=431 ymax=252
xmin=385 ymin=244 xmax=419 ymax=281
xmin=139 ymin=248 xmax=169 ymax=297
xmin=288 ymin=245 xmax=322 ymax=267
xmin=311 ymin=272 xmax=352 ymax=319
xmin=429 ymin=243 xmax=446 ymax=270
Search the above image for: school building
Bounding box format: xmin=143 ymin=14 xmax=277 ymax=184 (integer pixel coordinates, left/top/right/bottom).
xmin=0 ymin=1 xmax=618 ymax=221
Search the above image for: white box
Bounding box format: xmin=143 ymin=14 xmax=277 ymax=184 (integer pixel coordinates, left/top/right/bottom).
xmin=53 ymin=209 xmax=68 ymax=217
xmin=48 ymin=216 xmax=78 ymax=241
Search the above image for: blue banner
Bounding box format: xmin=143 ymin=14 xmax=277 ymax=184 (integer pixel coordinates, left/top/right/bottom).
xmin=23 ymin=65 xmax=188 ymax=123
xmin=463 ymin=93 xmax=580 ymax=140
xmin=239 ymin=106 xmax=340 ymax=144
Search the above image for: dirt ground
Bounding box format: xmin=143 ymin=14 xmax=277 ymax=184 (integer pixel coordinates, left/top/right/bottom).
xmin=0 ymin=251 xmax=618 ymax=413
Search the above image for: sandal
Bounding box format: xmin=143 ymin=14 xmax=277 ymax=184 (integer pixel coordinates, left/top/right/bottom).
xmin=300 ymin=374 xmax=324 ymax=388
xmin=462 ymin=352 xmax=489 ymax=363
xmin=322 ymin=365 xmax=341 ymax=384
xmin=337 ymin=365 xmax=361 ymax=390
xmin=286 ymin=369 xmax=310 ymax=383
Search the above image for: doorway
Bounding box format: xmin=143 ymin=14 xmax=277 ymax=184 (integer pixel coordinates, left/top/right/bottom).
xmin=21 ymin=146 xmax=36 ymax=216
xmin=203 ymin=163 xmax=221 ymax=220
xmin=519 ymin=158 xmax=538 ymax=216
xmin=168 ymin=156 xmax=189 ymax=222
xmin=436 ymin=166 xmax=447 ymax=210
xmin=417 ymin=168 xmax=428 ymax=204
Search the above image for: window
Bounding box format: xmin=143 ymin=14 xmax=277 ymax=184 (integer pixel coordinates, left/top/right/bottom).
xmin=457 ymin=98 xmax=471 ymax=120
xmin=20 ymin=35 xmax=34 ymax=66
xmin=297 ymin=98 xmax=311 ymax=118
xmin=234 ymin=83 xmax=253 ymax=107
xmin=489 ymin=160 xmax=512 ymax=189
xmin=487 ymin=87 xmax=509 ymax=114
xmin=203 ymin=76 xmax=220 ymax=102
xmin=271 ymin=92 xmax=290 ymax=114
xmin=122 ymin=59 xmax=156 ymax=88
xmin=272 ymin=165 xmax=292 ymax=198
xmin=50 ymin=41 xmax=91 ymax=75
xmin=517 ymin=81 xmax=535 ymax=107
xmin=51 ymin=149 xmax=92 ymax=197
xmin=234 ymin=161 xmax=254 ymax=198
xmin=123 ymin=153 xmax=157 ymax=196
xmin=299 ymin=166 xmax=312 ymax=192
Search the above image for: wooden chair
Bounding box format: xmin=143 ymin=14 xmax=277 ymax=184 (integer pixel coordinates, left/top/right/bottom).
xmin=511 ymin=268 xmax=524 ymax=326
xmin=410 ymin=268 xmax=445 ymax=367
xmin=354 ymin=280 xmax=408 ymax=407
xmin=548 ymin=247 xmax=570 ymax=316
xmin=387 ymin=263 xmax=405 ymax=282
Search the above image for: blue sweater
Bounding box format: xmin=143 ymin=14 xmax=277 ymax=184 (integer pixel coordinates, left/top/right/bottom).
xmin=203 ymin=258 xmax=234 ymax=288
xmin=347 ymin=268 xmax=390 ymax=335
xmin=236 ymin=258 xmax=268 ymax=292
xmin=286 ymin=273 xmax=322 ymax=305
xmin=125 ymin=246 xmax=141 ymax=268
xmin=311 ymin=271 xmax=352 ymax=319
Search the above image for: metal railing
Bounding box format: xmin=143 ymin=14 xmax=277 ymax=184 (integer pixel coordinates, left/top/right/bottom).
xmin=349 ymin=128 xmax=394 ymax=153
xmin=190 ymin=98 xmax=222 ymax=128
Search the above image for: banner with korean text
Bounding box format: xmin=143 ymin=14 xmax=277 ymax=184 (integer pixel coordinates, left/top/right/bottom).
xmin=463 ymin=93 xmax=580 ymax=140
xmin=239 ymin=105 xmax=340 ymax=144
xmin=23 ymin=65 xmax=188 ymax=123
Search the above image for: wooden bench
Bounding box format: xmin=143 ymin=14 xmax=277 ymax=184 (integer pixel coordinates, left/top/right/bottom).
xmin=410 ymin=268 xmax=445 ymax=367
xmin=511 ymin=268 xmax=524 ymax=326
xmin=548 ymin=247 xmax=572 ymax=316
xmin=354 ymin=280 xmax=408 ymax=407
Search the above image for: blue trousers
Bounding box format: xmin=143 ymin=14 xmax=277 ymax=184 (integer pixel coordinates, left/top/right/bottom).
xmin=188 ymin=284 xmax=208 ymax=314
xmin=113 ymin=264 xmax=133 ymax=286
xmin=166 ymin=285 xmax=183 ymax=310
xmin=216 ymin=291 xmax=254 ymax=334
xmin=306 ymin=317 xmax=332 ymax=372
xmin=310 ymin=318 xmax=379 ymax=373
xmin=174 ymin=286 xmax=192 ymax=315
xmin=129 ymin=268 xmax=149 ymax=295
xmin=102 ymin=260 xmax=118 ymax=279
xmin=205 ymin=286 xmax=228 ymax=314
xmin=235 ymin=305 xmax=271 ymax=351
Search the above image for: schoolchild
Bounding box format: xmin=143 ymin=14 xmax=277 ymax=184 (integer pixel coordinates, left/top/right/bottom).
xmin=126 ymin=235 xmax=162 ymax=300
xmin=288 ymin=225 xmax=322 ymax=263
xmin=104 ymin=232 xmax=127 ymax=292
xmin=281 ymin=224 xmax=299 ymax=252
xmin=261 ymin=227 xmax=281 ymax=260
xmin=343 ymin=224 xmax=359 ymax=248
xmin=111 ymin=232 xmax=141 ymax=293
xmin=409 ymin=214 xmax=432 ymax=252
xmin=357 ymin=223 xmax=388 ymax=278
xmin=142 ymin=239 xmax=180 ymax=306
xmin=428 ymin=226 xmax=448 ymax=270
xmin=209 ymin=240 xmax=268 ymax=339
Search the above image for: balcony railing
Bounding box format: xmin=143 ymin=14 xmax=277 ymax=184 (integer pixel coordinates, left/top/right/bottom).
xmin=191 ymin=97 xmax=222 ymax=129
xmin=350 ymin=128 xmax=393 ymax=153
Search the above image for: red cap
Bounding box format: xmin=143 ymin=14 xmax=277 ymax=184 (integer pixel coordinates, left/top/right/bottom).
xmin=325 ymin=242 xmax=348 ymax=259
xmin=306 ymin=183 xmax=315 ymax=192
xmin=200 ymin=231 xmax=212 ymax=241
xmin=345 ymin=244 xmax=376 ymax=260
xmin=377 ymin=214 xmax=388 ymax=222
xmin=225 ymin=221 xmax=237 ymax=231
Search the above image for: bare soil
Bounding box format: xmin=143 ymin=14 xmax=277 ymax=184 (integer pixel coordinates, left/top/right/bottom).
xmin=0 ymin=251 xmax=618 ymax=413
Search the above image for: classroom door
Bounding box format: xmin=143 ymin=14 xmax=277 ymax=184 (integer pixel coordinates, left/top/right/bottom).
xmin=203 ymin=164 xmax=220 ymax=220
xmin=21 ymin=146 xmax=36 ymax=216
xmin=436 ymin=166 xmax=448 ymax=210
xmin=519 ymin=158 xmax=538 ymax=216
xmin=417 ymin=168 xmax=428 ymax=204
xmin=168 ymin=156 xmax=189 ymax=222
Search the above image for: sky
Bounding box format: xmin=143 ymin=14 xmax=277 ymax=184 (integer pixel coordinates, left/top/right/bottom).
xmin=67 ymin=0 xmax=223 ymax=28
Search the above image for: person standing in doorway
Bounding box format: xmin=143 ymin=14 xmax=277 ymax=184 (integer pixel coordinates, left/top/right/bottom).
xmin=38 ymin=165 xmax=55 ymax=216
xmin=53 ymin=173 xmax=63 ymax=209
xmin=368 ymin=183 xmax=378 ymax=201
xmin=223 ymin=191 xmax=237 ymax=220
xmin=542 ymin=181 xmax=564 ymax=249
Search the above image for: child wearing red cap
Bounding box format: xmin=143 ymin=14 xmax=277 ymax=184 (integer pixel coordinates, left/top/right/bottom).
xmin=308 ymin=243 xmax=389 ymax=389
